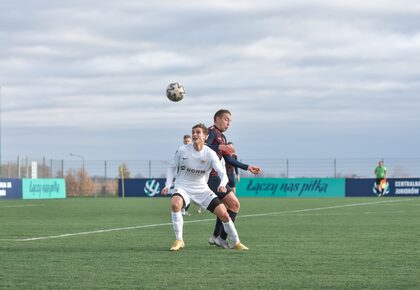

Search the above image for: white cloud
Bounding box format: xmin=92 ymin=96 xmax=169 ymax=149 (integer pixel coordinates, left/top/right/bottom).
xmin=1 ymin=0 xmax=419 ymax=160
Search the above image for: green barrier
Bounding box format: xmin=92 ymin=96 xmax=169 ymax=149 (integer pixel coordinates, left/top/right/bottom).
xmin=22 ymin=178 xmax=66 ymax=199
xmin=236 ymin=178 xmax=345 ymax=197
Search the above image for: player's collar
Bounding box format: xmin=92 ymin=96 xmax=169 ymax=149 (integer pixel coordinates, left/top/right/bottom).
xmin=213 ymin=124 xmax=223 ymax=132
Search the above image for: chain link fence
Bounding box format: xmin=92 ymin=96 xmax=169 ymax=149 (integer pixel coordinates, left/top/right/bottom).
xmin=1 ymin=157 xmax=419 ymax=197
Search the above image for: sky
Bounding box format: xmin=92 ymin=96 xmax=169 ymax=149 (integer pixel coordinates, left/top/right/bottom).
xmin=1 ymin=0 xmax=420 ymax=162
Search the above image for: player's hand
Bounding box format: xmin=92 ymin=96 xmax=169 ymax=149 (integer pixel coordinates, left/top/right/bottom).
xmin=248 ymin=166 xmax=261 ymax=175
xmin=217 ymin=186 xmax=227 ymax=193
xmin=161 ymin=187 xmax=169 ymax=195
xmin=219 ymin=144 xmax=235 ymax=155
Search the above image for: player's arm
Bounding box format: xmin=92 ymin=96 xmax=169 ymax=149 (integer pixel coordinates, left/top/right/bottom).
xmin=232 ymin=154 xmax=240 ymax=176
xmin=162 ymin=149 xmax=180 ymax=195
xmin=206 ymin=130 xmax=235 ymax=155
xmin=224 ymin=154 xmax=261 ymax=174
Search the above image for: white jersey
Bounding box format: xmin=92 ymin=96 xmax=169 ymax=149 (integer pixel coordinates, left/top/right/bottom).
xmin=165 ymin=144 xmax=228 ymax=194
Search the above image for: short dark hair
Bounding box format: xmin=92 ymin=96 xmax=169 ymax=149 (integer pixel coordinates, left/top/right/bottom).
xmin=192 ymin=123 xmax=208 ymax=135
xmin=213 ymin=109 xmax=231 ymax=122
xmin=183 ymin=134 xmax=191 ymax=139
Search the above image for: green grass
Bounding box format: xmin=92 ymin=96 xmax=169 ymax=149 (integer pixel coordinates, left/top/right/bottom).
xmin=1 ymin=197 xmax=420 ymax=289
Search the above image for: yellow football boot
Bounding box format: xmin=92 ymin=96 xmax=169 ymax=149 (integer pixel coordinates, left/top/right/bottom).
xmin=232 ymin=242 xmax=249 ymax=251
xmin=170 ymin=240 xmax=185 ymax=251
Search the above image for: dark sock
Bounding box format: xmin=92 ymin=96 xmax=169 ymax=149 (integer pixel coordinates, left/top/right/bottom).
xmin=220 ymin=210 xmax=237 ymax=240
xmin=213 ymin=217 xmax=223 ymax=237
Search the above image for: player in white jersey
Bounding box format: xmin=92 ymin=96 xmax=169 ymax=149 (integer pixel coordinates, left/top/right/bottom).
xmin=161 ymin=123 xmax=248 ymax=251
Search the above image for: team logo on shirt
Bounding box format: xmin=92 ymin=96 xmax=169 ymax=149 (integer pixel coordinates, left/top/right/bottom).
xmin=186 ymin=168 xmax=205 ymax=174
xmin=180 ymin=166 xmax=205 ymax=175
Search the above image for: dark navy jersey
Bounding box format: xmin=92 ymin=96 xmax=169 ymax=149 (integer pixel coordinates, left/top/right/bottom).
xmin=206 ymin=125 xmax=227 ymax=159
xmin=206 ymin=125 xmax=248 ymax=177
xmin=206 ymin=125 xmax=227 ymax=176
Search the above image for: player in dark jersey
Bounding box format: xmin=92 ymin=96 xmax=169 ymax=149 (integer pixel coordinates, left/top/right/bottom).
xmin=225 ymin=142 xmax=240 ymax=195
xmin=206 ymin=109 xmax=261 ymax=248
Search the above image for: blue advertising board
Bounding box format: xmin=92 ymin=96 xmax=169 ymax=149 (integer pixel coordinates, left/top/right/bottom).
xmin=0 ymin=179 xmax=22 ymax=199
xmin=118 ymin=178 xmax=167 ymax=197
xmin=346 ymin=178 xmax=420 ymax=197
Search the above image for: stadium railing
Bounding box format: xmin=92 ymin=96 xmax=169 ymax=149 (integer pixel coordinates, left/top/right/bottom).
xmin=1 ymin=157 xmax=419 ymax=197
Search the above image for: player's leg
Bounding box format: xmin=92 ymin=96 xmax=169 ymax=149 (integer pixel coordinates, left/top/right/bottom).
xmin=170 ymin=192 xmax=189 ymax=251
xmin=375 ymin=178 xmax=382 ymax=196
xmin=380 ymin=178 xmax=386 ymax=196
xmin=182 ymin=203 xmax=191 ymax=216
xmin=207 ymin=175 xmax=230 ymax=243
xmin=211 ymin=201 xmax=248 ymax=251
xmin=219 ymin=191 xmax=240 ymax=241
xmin=194 ymin=188 xmax=233 ymax=248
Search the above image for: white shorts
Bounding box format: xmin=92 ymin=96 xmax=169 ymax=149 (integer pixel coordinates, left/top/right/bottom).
xmin=171 ymin=187 xmax=218 ymax=210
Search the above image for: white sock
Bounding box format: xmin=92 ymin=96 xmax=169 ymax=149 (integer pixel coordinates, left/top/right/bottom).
xmin=222 ymin=219 xmax=239 ymax=245
xmin=171 ymin=211 xmax=183 ymax=241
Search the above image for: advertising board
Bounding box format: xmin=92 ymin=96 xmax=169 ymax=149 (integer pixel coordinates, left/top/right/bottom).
xmin=345 ymin=178 xmax=420 ymax=197
xmin=118 ymin=178 xmax=166 ymax=197
xmin=236 ymin=178 xmax=345 ymax=197
xmin=0 ymin=179 xmax=22 ymax=199
xmin=22 ymin=179 xmax=66 ymax=199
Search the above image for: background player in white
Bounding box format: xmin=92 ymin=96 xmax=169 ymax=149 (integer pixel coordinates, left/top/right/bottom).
xmin=161 ymin=123 xmax=248 ymax=251
xmin=181 ymin=134 xmax=192 ymax=216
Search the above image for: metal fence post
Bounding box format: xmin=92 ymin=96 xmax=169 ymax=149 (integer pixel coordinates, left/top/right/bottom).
xmin=149 ymin=160 xmax=152 ymax=179
xmin=25 ymin=156 xmax=29 ymax=178
xmin=334 ymin=158 xmax=337 ymax=178
xmin=104 ymin=160 xmax=107 ymax=196
xmin=17 ymin=156 xmax=21 ymax=178
xmin=42 ymin=157 xmax=46 ymax=178
xmin=286 ymin=159 xmax=289 ymax=178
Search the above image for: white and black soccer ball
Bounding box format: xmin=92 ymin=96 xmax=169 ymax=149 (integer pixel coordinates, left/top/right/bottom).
xmin=166 ymin=82 xmax=185 ymax=102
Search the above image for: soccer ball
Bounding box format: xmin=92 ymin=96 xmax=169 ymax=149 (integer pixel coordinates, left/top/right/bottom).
xmin=166 ymin=82 xmax=185 ymax=102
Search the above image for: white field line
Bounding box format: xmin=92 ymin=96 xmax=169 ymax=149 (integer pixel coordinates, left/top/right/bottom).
xmin=2 ymin=198 xmax=414 ymax=242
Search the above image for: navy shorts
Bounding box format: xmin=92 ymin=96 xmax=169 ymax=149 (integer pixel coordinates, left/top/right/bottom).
xmin=376 ymin=178 xmax=385 ymax=185
xmin=208 ymin=175 xmax=232 ymax=200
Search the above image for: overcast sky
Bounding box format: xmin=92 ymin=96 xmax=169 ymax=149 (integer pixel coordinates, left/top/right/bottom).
xmin=1 ymin=0 xmax=419 ymax=162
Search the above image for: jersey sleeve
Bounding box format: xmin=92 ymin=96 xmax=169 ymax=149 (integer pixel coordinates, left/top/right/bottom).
xmin=210 ymin=151 xmax=228 ymax=187
xmin=165 ymin=148 xmax=181 ymax=188
xmin=224 ymin=154 xmax=249 ymax=171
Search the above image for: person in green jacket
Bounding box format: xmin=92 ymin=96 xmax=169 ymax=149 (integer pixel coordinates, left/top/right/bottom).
xmin=374 ymin=160 xmax=387 ymax=196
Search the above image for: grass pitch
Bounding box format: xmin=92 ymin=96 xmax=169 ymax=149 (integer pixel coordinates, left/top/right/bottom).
xmin=1 ymin=197 xmax=420 ymax=289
